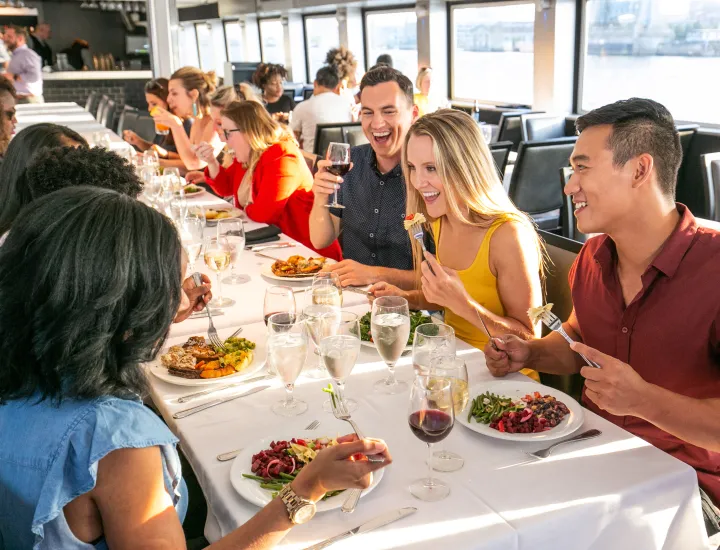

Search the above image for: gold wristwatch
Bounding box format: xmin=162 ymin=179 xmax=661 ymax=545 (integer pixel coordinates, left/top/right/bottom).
xmin=278 ymin=483 xmax=317 ymax=524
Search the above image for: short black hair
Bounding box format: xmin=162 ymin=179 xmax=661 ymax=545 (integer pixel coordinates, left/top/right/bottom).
xmin=0 ymin=187 xmax=183 ymax=403
xmin=375 ymin=54 xmax=393 ymax=68
xmin=315 ymin=66 xmax=340 ymax=90
xmin=359 ymin=65 xmax=414 ymax=107
xmin=0 ymin=123 xmax=88 ymax=235
xmin=576 ymin=98 xmax=681 ymax=198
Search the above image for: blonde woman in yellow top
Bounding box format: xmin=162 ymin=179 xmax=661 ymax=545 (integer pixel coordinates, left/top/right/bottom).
xmin=413 ymin=67 xmax=447 ymax=117
xmin=370 ymin=109 xmax=544 ymax=379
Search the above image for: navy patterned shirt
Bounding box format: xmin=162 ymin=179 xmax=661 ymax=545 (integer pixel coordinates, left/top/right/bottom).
xmin=330 ymin=144 xmax=415 ymax=270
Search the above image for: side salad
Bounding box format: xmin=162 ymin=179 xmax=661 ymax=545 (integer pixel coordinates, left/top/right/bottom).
xmin=468 ymin=391 xmax=570 ymax=434
xmin=359 ymin=310 xmax=432 ymax=346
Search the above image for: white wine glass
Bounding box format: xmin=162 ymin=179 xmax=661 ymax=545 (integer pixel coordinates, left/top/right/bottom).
xmin=267 ymin=314 xmax=308 ymax=417
xmin=310 ymin=272 xmax=343 ymax=307
xmin=371 ymin=296 xmax=411 ymax=394
xmin=428 ymin=356 xmax=468 ymax=472
xmin=412 ymin=323 xmax=456 ymax=375
xmin=179 ymin=217 xmax=204 ymax=275
xmin=143 ymin=149 xmax=159 ymax=168
xmin=320 ymin=311 xmax=360 ymax=412
xmin=323 ymin=142 xmax=350 ymax=209
xmin=164 ymin=167 xmax=182 ymax=193
xmin=216 ymin=219 xmax=250 ymax=285
xmin=203 ymin=236 xmax=235 ymax=308
xmin=302 ymin=303 xmax=340 ymax=380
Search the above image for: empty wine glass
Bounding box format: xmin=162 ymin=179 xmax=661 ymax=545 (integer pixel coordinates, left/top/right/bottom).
xmin=324 ymin=142 xmax=350 ymax=209
xmin=310 ymin=272 xmax=343 ymax=307
xmin=267 ymin=314 xmax=308 ymax=417
xmin=412 ymin=323 xmax=456 ymax=375
xmin=141 ymin=167 xmax=161 ymax=207
xmin=302 ymin=303 xmax=340 ymax=379
xmin=408 ymin=376 xmax=454 ymax=501
xmin=178 ymin=217 xmax=204 ymax=275
xmin=320 ymin=311 xmax=360 ymax=412
xmin=164 ymin=166 xmax=181 ymax=192
xmin=428 ymin=356 xmax=468 ymax=472
xmin=203 ymin=236 xmax=235 ymax=308
xmin=143 ymin=149 xmax=159 ymax=168
xmin=371 ymin=296 xmax=411 ymax=394
xmin=216 ymin=219 xmax=250 ymax=284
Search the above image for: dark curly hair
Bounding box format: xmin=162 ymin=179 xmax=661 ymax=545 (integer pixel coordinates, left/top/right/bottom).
xmin=251 ymin=63 xmax=288 ymax=92
xmin=324 ymin=46 xmax=358 ymax=82
xmin=24 ymin=146 xmax=142 ymax=203
xmin=0 ymin=123 xmax=88 ymax=236
xmin=0 ymin=186 xmax=183 ymax=403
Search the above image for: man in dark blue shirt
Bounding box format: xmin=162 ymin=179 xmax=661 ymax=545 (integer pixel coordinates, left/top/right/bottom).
xmin=310 ymin=66 xmax=419 ymax=288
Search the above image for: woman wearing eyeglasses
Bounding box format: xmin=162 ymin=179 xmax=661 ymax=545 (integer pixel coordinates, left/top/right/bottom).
xmin=193 ymin=100 xmax=342 ymax=260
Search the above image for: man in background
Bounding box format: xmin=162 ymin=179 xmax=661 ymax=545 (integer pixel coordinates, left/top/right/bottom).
xmin=375 ymin=54 xmax=393 ymax=68
xmin=291 ymin=66 xmax=353 ymax=154
xmin=29 ymin=23 xmax=53 ymax=68
xmin=3 ymin=26 xmax=43 ymax=104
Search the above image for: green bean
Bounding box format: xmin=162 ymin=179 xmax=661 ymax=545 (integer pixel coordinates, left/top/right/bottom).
xmin=278 ymin=472 xmax=296 ymax=481
xmin=260 ymin=482 xmax=286 ymax=491
xmin=242 ymin=474 xmax=270 ymax=482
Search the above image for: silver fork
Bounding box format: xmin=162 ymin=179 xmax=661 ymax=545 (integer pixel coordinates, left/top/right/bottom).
xmin=539 ymin=310 xmax=601 ymax=369
xmin=411 ymin=224 xmax=435 ymax=275
xmin=216 ymin=419 xmax=320 ymax=462
xmin=527 ymin=429 xmax=602 ymax=460
xmin=192 ymin=272 xmax=225 ymax=351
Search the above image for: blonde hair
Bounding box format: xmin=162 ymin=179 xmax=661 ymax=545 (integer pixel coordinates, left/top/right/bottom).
xmin=209 ymin=85 xmax=238 ymax=109
xmin=221 ymin=101 xmax=297 ymax=205
xmin=415 ymin=67 xmax=432 ymax=91
xmin=402 ymin=109 xmax=546 ymax=282
xmin=170 ymin=66 xmax=217 ymax=114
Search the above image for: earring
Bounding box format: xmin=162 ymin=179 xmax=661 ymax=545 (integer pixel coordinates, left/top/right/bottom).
xmin=192 ymin=102 xmax=198 ymax=117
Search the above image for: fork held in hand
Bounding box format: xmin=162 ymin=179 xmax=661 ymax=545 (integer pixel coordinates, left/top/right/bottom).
xmin=192 ymin=272 xmax=225 ymax=350
xmin=412 ymin=225 xmax=435 ymax=276
xmin=539 ymin=310 xmax=601 ymax=369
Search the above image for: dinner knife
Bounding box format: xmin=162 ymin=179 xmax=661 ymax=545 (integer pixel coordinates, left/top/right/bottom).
xmin=248 ymin=242 xmax=296 ymax=252
xmin=172 ymin=385 xmax=270 ymax=419
xmin=303 ymin=507 xmax=417 ymax=550
xmin=175 ymin=375 xmax=274 ymax=404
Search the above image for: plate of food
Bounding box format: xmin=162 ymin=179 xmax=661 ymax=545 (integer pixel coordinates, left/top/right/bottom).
xmin=261 ymin=255 xmax=334 ymax=281
xmin=229 ymin=430 xmax=384 ymax=512
xmin=176 ymin=184 xmax=205 ymax=197
xmin=359 ymin=310 xmax=433 ymax=352
xmin=147 ymin=335 xmax=265 ymax=386
xmin=457 ymin=380 xmax=584 ymax=442
xmin=191 ymin=206 xmax=245 ymax=225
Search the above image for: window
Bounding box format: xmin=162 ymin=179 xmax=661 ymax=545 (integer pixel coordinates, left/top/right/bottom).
xmin=451 ymin=3 xmax=534 ymax=105
xmin=225 ymin=20 xmax=243 ymax=61
xmin=178 ymin=25 xmax=199 ymax=69
xmin=365 ymin=10 xmax=418 ymax=81
xmin=305 ymin=15 xmax=339 ymax=80
xmin=259 ymin=19 xmax=285 ymax=65
xmin=581 ymin=0 xmax=720 ymax=124
xmin=196 ymin=21 xmax=228 ymax=77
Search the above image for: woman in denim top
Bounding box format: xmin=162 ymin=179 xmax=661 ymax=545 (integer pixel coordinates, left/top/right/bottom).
xmin=0 ymin=187 xmax=392 ymax=549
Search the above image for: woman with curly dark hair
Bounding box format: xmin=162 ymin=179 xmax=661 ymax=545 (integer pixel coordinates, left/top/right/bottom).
xmin=324 ymin=46 xmax=360 ymax=109
xmin=252 ymin=62 xmax=294 ymax=117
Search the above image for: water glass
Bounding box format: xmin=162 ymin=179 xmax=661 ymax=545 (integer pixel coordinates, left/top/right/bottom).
xmin=310 ymin=272 xmax=343 ymax=307
xmin=371 ymin=296 xmax=411 ymax=394
xmin=267 ymin=314 xmax=308 ymax=417
xmin=217 ymin=219 xmax=249 ymax=284
xmin=428 ymin=356 xmax=468 ymax=472
xmin=320 ymin=311 xmax=360 ymax=412
xmin=412 ymin=323 xmax=456 ymax=375
xmin=302 ymin=303 xmax=340 ymax=379
xmin=178 ymin=217 xmax=204 ymax=275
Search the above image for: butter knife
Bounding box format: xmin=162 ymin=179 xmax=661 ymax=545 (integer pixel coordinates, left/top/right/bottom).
xmin=304 ymin=507 xmax=417 ymax=550
xmin=173 ymin=385 xmax=270 ymax=419
xmin=249 ymin=242 xmax=295 ymax=251
xmin=176 ymin=375 xmax=274 ymax=403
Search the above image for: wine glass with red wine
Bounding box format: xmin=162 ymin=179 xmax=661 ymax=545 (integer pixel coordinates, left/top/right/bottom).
xmin=324 ymin=142 xmax=350 ymax=209
xmin=407 ymin=376 xmax=454 ymax=501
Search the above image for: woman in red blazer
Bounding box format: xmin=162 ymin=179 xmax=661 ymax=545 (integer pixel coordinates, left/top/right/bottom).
xmin=196 ymin=101 xmax=342 ymax=260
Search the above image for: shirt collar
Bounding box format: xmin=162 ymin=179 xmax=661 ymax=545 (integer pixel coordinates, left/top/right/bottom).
xmin=368 ymin=148 xmax=402 ymax=179
xmin=593 ymin=203 xmax=697 ymax=278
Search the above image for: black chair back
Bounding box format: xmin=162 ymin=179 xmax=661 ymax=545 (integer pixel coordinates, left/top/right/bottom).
xmin=508 ymin=137 xmax=577 ymax=231
xmin=521 ymin=114 xmax=567 ymax=142
xmin=489 ymin=141 xmax=512 ymax=180
xmin=95 ymin=95 xmax=109 ymax=122
xmin=134 ymin=114 xmax=156 ymax=142
xmin=564 ymin=115 xmax=580 ymax=137
xmin=101 ymin=99 xmax=116 ymax=129
xmin=497 ymin=112 xmax=542 ymax=150
xmin=559 ymin=167 xmax=589 ymax=243
xmin=313 ymin=122 xmax=362 ymax=157
xmin=117 ymin=105 xmax=139 ymax=135
xmin=303 ymin=86 xmax=314 ymax=101
xmin=85 ymin=91 xmax=98 ymax=113
xmin=700 ymin=152 xmax=720 ymax=221
xmin=677 ymin=124 xmax=699 ymax=160
xmin=343 ymin=125 xmax=368 ymax=148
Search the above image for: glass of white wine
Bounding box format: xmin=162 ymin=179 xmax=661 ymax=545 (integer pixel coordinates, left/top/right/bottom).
xmin=371 ymin=296 xmax=411 ymax=394
xmin=320 ymin=311 xmax=360 ymax=412
xmin=412 ymin=323 xmax=456 ymax=375
xmin=267 ymin=313 xmax=308 ymax=417
xmin=179 ymin=217 xmax=204 ymax=275
xmin=310 ymin=272 xmax=343 ymax=307
xmin=203 ymin=236 xmax=235 ymax=308
xmin=217 ymin=218 xmax=249 ymax=285
xmin=428 ymin=356 xmax=468 ymax=472
xmin=302 ymin=304 xmax=340 ymax=379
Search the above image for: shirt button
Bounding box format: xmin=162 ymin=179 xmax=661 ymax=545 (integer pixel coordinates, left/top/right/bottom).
xmin=374 ymin=209 xmax=379 ymax=214
xmin=380 ymin=181 xmax=385 ymax=186
xmin=371 ymin=253 xmax=376 ymax=258
xmin=370 ymin=233 xmax=374 ymax=238
xmin=621 ymin=327 xmax=628 ymax=334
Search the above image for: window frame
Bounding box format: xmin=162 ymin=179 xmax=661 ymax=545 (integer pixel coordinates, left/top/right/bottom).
xmin=447 ymin=0 xmax=536 ymax=105
xmin=302 ymin=11 xmax=338 ymax=82
xmin=362 ymin=5 xmax=418 ymax=75
xmin=223 ymin=19 xmax=240 ymax=62
xmin=258 ymin=16 xmax=285 ymax=65
xmin=178 ymin=23 xmax=201 ymax=70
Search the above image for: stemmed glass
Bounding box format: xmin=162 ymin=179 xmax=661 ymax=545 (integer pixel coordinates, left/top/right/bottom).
xmin=320 ymin=311 xmax=360 ymax=412
xmin=408 ymin=376 xmax=454 ymax=501
xmin=178 ymin=217 xmax=204 ymax=275
xmin=428 ymin=356 xmax=468 ymax=472
xmin=267 ymin=314 xmax=308 ymax=417
xmin=371 ymin=296 xmax=411 ymax=394
xmin=164 ymin=167 xmax=182 ymax=192
xmin=302 ymin=304 xmax=340 ymax=380
xmin=310 ymin=272 xmax=343 ymax=307
xmin=141 ymin=167 xmax=161 ymax=207
xmin=263 ymin=286 xmax=296 ymax=325
xmin=217 ymin=219 xmax=250 ymax=284
xmin=143 ymin=149 xmax=160 ymax=169
xmin=323 ymin=142 xmax=350 ymax=209
xmin=203 ymin=236 xmax=235 ymax=308
xmin=412 ymin=323 xmax=456 ymax=375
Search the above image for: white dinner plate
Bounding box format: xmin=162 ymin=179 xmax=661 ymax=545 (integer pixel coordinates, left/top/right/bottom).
xmin=146 ymin=338 xmax=267 ymax=387
xmin=230 ymin=430 xmax=384 ymax=511
xmin=178 ymin=186 xmax=205 ymax=198
xmin=194 ymin=206 xmax=245 ymax=226
xmin=458 ymin=380 xmax=584 ymax=442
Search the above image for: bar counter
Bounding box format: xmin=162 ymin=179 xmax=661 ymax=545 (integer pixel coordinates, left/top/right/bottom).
xmin=42 ymin=70 xmax=152 ymax=110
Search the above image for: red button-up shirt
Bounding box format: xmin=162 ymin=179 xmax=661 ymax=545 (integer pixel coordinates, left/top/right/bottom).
xmin=569 ymin=204 xmax=720 ymax=504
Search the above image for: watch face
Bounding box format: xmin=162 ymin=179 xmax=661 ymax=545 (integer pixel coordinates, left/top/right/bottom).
xmin=293 ymin=503 xmax=316 ymax=524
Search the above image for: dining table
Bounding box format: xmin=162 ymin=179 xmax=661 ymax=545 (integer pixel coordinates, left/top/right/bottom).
xmin=20 ymin=103 xmax=713 ymax=550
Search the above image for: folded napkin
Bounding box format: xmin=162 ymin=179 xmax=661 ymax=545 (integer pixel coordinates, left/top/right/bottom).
xmin=245 ymin=225 xmax=281 ymax=245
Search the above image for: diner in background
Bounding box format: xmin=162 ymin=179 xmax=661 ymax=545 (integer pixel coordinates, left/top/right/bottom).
xmin=291 ymin=65 xmax=353 ymax=154
xmin=252 ymin=63 xmax=294 ymax=119
xmin=3 ymin=25 xmax=43 ymax=104
xmin=196 ymin=100 xmax=342 ymax=260
xmin=413 ymin=67 xmax=447 ymax=117
xmin=325 ymin=46 xmax=361 ymax=113
xmin=60 ymin=38 xmax=92 ymax=71
xmin=370 ymin=109 xmax=543 ymax=381
xmin=28 ymin=22 xmax=53 ymax=68
xmin=484 ymin=98 xmax=720 ymax=537
xmin=0 ymin=186 xmax=392 ymax=549
xmin=309 ymin=65 xmax=421 ymax=288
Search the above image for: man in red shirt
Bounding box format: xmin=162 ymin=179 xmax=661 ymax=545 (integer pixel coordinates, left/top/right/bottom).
xmin=484 ymin=98 xmax=720 ymax=537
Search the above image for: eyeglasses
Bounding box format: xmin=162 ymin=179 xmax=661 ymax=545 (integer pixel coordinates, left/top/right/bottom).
xmin=3 ymin=109 xmax=16 ymax=120
xmin=223 ymin=129 xmax=241 ymax=140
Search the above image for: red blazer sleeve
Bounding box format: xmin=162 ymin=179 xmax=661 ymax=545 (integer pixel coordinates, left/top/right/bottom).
xmin=204 ymin=161 xmax=241 ymax=198
xmin=245 ymin=146 xmax=302 ymax=225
